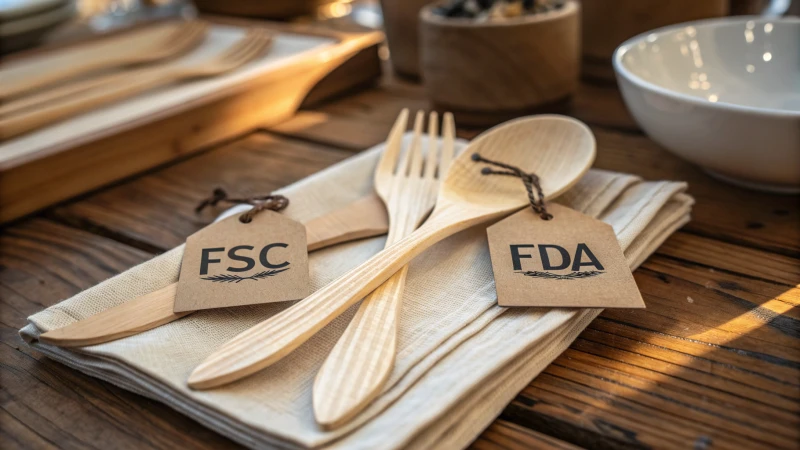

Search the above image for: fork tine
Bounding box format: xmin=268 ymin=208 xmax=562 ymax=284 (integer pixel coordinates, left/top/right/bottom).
xmin=239 ymin=32 xmax=272 ymax=62
xmin=165 ymin=20 xmax=199 ymax=45
xmin=245 ymin=30 xmax=273 ymax=59
xmin=440 ymin=112 xmax=456 ymax=177
xmin=409 ymin=111 xmax=426 ymax=176
xmin=219 ymin=29 xmax=263 ymax=61
xmin=183 ymin=21 xmax=209 ymax=47
xmin=166 ymin=22 xmax=205 ymax=55
xmin=399 ymin=111 xmax=424 ymax=177
xmin=424 ymin=112 xmax=439 ymax=179
xmin=376 ymin=109 xmax=409 ymax=177
xmin=173 ymin=22 xmax=205 ymax=48
xmin=156 ymin=22 xmax=191 ymax=52
xmin=219 ymin=30 xmax=271 ymax=69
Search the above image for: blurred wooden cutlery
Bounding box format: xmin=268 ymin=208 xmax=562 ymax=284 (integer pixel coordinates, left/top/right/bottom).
xmin=0 ymin=20 xmax=209 ymax=100
xmin=0 ymin=27 xmax=272 ymax=139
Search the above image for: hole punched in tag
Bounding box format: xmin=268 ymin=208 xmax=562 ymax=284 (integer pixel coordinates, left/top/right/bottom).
xmin=196 ymin=188 xmax=290 ymax=223
xmin=471 ymin=153 xmax=552 ymax=220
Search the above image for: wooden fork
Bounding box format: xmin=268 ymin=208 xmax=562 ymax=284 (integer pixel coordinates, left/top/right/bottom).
xmin=0 ymin=20 xmax=210 ymax=100
xmin=0 ymin=21 xmax=211 ymax=117
xmin=0 ymin=28 xmax=272 ymax=140
xmin=313 ymin=109 xmax=455 ymax=429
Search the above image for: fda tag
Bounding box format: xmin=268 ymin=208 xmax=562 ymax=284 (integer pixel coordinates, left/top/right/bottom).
xmin=174 ymin=210 xmax=310 ymax=312
xmin=487 ymin=203 xmax=644 ymax=308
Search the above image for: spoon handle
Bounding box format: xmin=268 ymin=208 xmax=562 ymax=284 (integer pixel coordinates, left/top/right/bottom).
xmin=188 ymin=204 xmax=492 ymax=390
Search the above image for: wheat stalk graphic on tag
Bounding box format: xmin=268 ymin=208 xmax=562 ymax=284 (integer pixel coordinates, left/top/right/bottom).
xmin=201 ymin=267 xmax=290 ymax=283
xmin=517 ymin=270 xmax=604 ymax=280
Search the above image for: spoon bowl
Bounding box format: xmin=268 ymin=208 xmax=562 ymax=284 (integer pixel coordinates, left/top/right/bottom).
xmin=439 ymin=115 xmax=595 ymax=210
xmin=188 ymin=114 xmax=596 ymax=390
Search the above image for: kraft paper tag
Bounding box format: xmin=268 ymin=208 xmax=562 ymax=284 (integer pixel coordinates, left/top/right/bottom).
xmin=486 ymin=203 xmax=644 ymax=308
xmin=174 ymin=210 xmax=310 ymax=312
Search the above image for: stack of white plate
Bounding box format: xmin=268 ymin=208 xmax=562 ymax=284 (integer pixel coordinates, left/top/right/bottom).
xmin=0 ymin=0 xmax=76 ymax=53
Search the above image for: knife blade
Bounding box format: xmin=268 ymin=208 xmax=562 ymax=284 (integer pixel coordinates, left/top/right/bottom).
xmin=39 ymin=193 xmax=388 ymax=347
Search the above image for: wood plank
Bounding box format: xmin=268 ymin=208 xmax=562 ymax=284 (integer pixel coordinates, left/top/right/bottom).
xmin=0 ymin=219 xmax=151 ymax=318
xmin=0 ymin=408 xmax=57 ymax=450
xmin=514 ymin=373 xmax=765 ymax=450
xmin=0 ymin=219 xmax=241 ymax=449
xmin=50 ymin=132 xmax=353 ymax=252
xmin=590 ymin=127 xmax=800 ymax=257
xmin=505 ymin=250 xmax=800 ymax=449
xmin=470 ymin=420 xmax=584 ymax=450
xmin=627 ymin=263 xmax=799 ymax=368
xmin=373 ymin=63 xmax=638 ymax=132
xmin=656 ymin=232 xmax=800 ymax=287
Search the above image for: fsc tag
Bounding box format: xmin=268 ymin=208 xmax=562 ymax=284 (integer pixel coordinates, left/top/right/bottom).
xmin=174 ymin=210 xmax=310 ymax=312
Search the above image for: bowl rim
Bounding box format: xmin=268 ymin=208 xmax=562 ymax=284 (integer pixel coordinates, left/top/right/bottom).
xmin=420 ymin=0 xmax=578 ymax=27
xmin=613 ymin=15 xmax=800 ymax=118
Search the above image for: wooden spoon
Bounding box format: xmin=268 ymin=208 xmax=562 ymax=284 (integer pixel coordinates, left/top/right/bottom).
xmin=188 ymin=115 xmax=596 ymax=390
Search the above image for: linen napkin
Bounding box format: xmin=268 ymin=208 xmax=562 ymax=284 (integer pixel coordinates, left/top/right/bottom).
xmin=20 ymin=135 xmax=693 ymax=449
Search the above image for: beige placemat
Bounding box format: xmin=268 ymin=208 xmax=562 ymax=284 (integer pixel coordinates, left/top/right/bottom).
xmin=20 ymin=135 xmax=693 ymax=449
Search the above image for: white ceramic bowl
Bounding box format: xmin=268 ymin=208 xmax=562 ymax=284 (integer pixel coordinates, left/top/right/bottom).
xmin=614 ymin=16 xmax=800 ymax=193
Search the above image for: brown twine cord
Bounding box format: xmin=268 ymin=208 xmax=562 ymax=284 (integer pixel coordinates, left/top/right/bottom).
xmin=195 ymin=188 xmax=289 ymax=223
xmin=471 ymin=153 xmax=552 ymax=220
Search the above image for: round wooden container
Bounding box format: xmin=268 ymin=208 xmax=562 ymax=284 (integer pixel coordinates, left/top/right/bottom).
xmin=419 ymin=1 xmax=580 ymax=126
xmin=581 ymin=0 xmax=728 ymax=80
xmin=192 ymin=0 xmax=335 ymax=20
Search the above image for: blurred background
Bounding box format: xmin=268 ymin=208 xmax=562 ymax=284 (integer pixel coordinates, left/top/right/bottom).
xmin=1 ymin=0 xmax=797 ymax=214
xmin=4 ymin=0 xmax=795 ymax=55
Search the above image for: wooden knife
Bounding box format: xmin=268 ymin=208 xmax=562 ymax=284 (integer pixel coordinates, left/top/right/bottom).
xmin=39 ymin=193 xmax=388 ymax=347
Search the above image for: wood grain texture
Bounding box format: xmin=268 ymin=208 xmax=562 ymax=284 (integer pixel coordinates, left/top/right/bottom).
xmin=192 ymin=0 xmax=333 ymax=19
xmin=501 ymin=248 xmax=800 ymax=449
xmin=187 ymin=115 xmax=596 ymax=389
xmin=0 ymin=220 xmax=238 ymax=450
xmin=38 ymin=193 xmax=390 ymax=347
xmin=313 ymin=111 xmax=455 ymax=428
xmin=419 ymin=1 xmax=580 ymax=125
xmin=50 ymin=133 xmax=356 ymax=252
xmin=2 ymin=67 xmax=798 ymax=449
xmin=278 ymin=69 xmax=638 ymax=149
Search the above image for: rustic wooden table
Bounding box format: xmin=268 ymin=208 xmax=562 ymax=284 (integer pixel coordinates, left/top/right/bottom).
xmin=2 ymin=67 xmax=798 ymax=450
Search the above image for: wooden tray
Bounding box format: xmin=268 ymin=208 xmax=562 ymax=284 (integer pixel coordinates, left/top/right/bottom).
xmin=0 ymin=16 xmax=383 ymax=224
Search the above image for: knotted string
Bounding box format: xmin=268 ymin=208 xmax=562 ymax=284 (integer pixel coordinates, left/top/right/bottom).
xmin=471 ymin=153 xmax=552 ymax=220
xmin=196 ymin=188 xmax=289 ymax=223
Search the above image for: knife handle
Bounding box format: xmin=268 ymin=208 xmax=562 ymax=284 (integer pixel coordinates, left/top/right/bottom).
xmin=313 ymin=265 xmax=408 ymax=428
